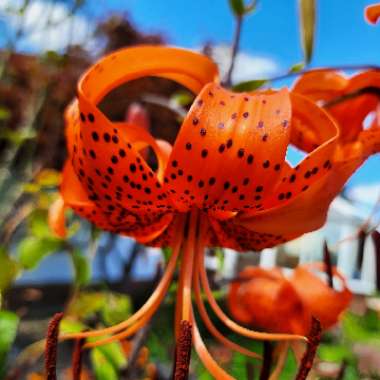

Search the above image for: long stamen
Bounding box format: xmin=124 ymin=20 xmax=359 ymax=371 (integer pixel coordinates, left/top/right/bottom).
xmin=180 ymin=210 xmax=199 ymax=322
xmin=191 ymin=309 xmax=235 ymax=380
xmin=60 ymin=216 xmax=185 ymax=342
xmin=198 ymin=218 xmax=307 ymax=343
xmin=83 ymin=310 xmax=152 ymax=349
xmin=295 ymin=317 xmax=322 ymax=380
xmin=173 ymin=320 xmax=192 ymax=380
xmin=193 ymin=230 xmax=261 ymax=359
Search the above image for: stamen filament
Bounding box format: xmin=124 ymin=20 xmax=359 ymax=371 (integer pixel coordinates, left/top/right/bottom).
xmin=191 ymin=310 xmax=235 ymax=380
xmin=193 ymin=231 xmax=261 ymax=359
xmin=180 ymin=210 xmax=199 ymax=322
xmin=199 ymin=217 xmax=307 ymax=343
xmin=83 ymin=309 xmax=151 ymax=349
xmin=60 ymin=215 xmax=185 ymax=342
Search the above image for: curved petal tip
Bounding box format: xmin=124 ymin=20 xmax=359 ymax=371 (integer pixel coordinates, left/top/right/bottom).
xmin=365 ymin=3 xmax=380 ymax=24
xmin=48 ymin=196 xmax=67 ymax=238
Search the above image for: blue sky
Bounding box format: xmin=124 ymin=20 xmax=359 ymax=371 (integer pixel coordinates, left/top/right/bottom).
xmin=81 ymin=0 xmax=380 ymax=189
xmin=1 ymin=0 xmax=379 ymax=191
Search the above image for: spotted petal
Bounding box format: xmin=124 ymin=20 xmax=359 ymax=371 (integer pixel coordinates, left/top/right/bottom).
xmin=294 ymin=70 xmax=380 ymax=142
xmin=164 ymin=83 xmax=292 ymax=214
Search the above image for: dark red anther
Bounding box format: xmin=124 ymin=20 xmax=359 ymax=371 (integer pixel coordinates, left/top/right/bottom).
xmin=45 ymin=312 xmax=64 ymax=380
xmin=295 ymin=317 xmax=322 ymax=380
xmin=72 ymin=338 xmax=85 ymax=380
xmin=173 ymin=320 xmax=192 ymax=380
xmin=323 ymin=241 xmax=334 ymax=288
xmin=372 ymin=230 xmax=380 ymax=291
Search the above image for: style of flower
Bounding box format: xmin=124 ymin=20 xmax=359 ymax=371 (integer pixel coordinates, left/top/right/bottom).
xmin=228 ymin=264 xmax=352 ymax=336
xmin=49 ymin=45 xmax=380 ymax=379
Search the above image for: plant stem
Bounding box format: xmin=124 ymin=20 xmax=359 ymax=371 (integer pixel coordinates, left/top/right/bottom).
xmin=259 ymin=341 xmax=273 ymax=380
xmin=323 ymin=86 xmax=380 ymax=108
xmin=225 ymin=15 xmax=243 ymax=87
xmin=268 ymin=64 xmax=380 ymax=83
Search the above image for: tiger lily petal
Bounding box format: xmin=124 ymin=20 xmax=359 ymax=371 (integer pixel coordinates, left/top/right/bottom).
xmin=228 ymin=267 xmax=312 ymax=336
xmin=365 ymin=3 xmax=380 ymax=24
xmin=51 ymin=46 xmax=380 ymax=379
xmin=292 ymin=263 xmax=352 ymax=330
xmin=294 ymin=70 xmax=380 ymax=142
xmin=228 ymin=264 xmax=352 ymax=335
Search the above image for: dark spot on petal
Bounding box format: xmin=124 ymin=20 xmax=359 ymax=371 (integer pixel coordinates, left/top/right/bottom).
xmin=103 ymin=133 xmax=111 ymax=142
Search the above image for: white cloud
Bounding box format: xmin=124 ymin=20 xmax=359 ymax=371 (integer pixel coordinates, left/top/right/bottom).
xmin=348 ymin=183 xmax=380 ymax=207
xmin=210 ymin=44 xmax=279 ymax=84
xmin=1 ymin=0 xmax=92 ymax=52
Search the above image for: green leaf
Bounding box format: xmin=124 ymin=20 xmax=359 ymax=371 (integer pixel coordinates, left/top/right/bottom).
xmin=0 ymin=249 xmax=19 ymax=292
xmin=29 ymin=210 xmax=53 ymax=239
xmin=0 ymin=106 xmax=11 ymax=121
xmin=18 ymin=236 xmax=61 ymax=269
xmin=96 ymin=341 xmax=128 ymax=370
xmin=60 ymin=318 xmax=87 ymax=334
xmin=89 ymin=337 xmax=128 ymax=373
xmin=298 ymin=0 xmax=316 ymax=64
xmin=35 ymin=169 xmax=60 ymax=187
xmin=71 ymin=249 xmax=91 ymax=287
xmin=0 ymin=311 xmax=19 ymax=378
xmin=0 ymin=128 xmax=36 ymax=145
xmin=319 ymin=343 xmax=353 ymax=363
xmin=101 ymin=293 xmax=132 ymax=326
xmin=232 ymin=79 xmax=268 ymax=92
xmin=289 ymin=62 xmax=305 ymax=73
xmin=342 ymin=312 xmax=380 ymax=345
xmin=171 ymin=91 xmax=194 ymax=107
xmin=91 ymin=348 xmax=119 ymax=380
xmin=66 ymin=291 xmax=107 ymax=319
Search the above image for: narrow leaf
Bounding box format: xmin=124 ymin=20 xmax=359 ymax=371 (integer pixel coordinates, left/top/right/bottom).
xmin=90 ymin=349 xmax=118 ymax=380
xmin=18 ymin=237 xmax=61 ymax=269
xmin=298 ymin=0 xmax=316 ymax=64
xmin=289 ymin=62 xmax=305 ymax=73
xmin=0 ymin=311 xmax=19 ymax=378
xmin=232 ymin=79 xmax=268 ymax=92
xmin=0 ymin=249 xmax=19 ymax=291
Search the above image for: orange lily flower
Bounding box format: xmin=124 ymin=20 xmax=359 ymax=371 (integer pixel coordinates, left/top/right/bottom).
xmin=365 ymin=3 xmax=380 ymax=24
xmin=228 ymin=264 xmax=352 ymax=336
xmin=49 ymin=45 xmax=380 ymax=379
xmin=293 ymin=69 xmax=380 ymax=143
